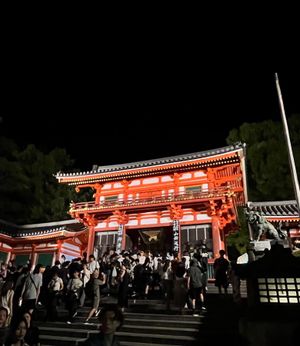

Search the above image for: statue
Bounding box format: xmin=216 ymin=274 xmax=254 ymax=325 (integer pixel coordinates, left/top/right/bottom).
xmin=245 ymin=210 xmax=287 ymax=241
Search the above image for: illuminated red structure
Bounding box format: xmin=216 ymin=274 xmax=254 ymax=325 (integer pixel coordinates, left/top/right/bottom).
xmin=2 ymin=144 xmax=300 ymax=269
xmin=0 ymin=219 xmax=87 ymax=267
xmin=56 ymin=144 xmax=248 ymax=261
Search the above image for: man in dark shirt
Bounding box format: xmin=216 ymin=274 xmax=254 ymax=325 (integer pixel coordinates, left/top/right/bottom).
xmin=187 ymin=259 xmax=203 ymax=315
xmin=213 ymin=249 xmax=230 ymax=295
xmin=83 ymin=304 xmax=124 ymax=346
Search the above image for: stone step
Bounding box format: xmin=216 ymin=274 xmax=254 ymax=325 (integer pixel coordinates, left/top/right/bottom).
xmin=75 ymin=307 xmax=182 ymax=317
xmin=39 ymin=326 xmax=98 ymax=338
xmin=37 ymin=290 xmax=245 ymax=346
xmin=38 ymin=316 xmax=200 ymax=345
xmin=121 ymin=324 xmax=199 ymax=336
xmin=43 ymin=341 xmax=186 ymax=346
xmin=36 ymin=321 xmax=100 ymax=330
xmin=74 ymin=315 xmax=202 ymax=325
xmin=120 ymin=342 xmax=187 ymax=346
xmin=39 ymin=334 xmax=86 ymax=346
xmin=38 ymin=308 xmax=202 ymax=346
xmin=115 ymin=331 xmax=196 ymax=345
xmin=123 ymin=317 xmax=202 ymax=328
xmin=39 ymin=323 xmax=199 ymax=337
xmin=81 ymin=299 xmax=164 ymax=307
xmin=124 ymin=311 xmax=203 ymax=321
xmin=74 ymin=310 xmax=203 ymax=321
xmin=40 ymin=332 xmax=196 ymax=346
xmin=72 ymin=315 xmax=202 ymax=328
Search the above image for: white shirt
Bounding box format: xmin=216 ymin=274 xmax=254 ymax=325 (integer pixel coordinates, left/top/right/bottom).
xmin=87 ymin=260 xmax=100 ymax=274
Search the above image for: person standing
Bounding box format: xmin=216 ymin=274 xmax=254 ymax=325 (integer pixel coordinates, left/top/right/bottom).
xmin=23 ymin=311 xmax=40 ymax=346
xmin=79 ymin=261 xmax=91 ymax=308
xmin=117 ymin=263 xmax=130 ymax=312
xmin=5 ymin=317 xmax=30 ymax=346
xmin=0 ymin=280 xmax=14 ymax=326
xmin=84 ymin=269 xmax=104 ymax=324
xmin=87 ymin=255 xmax=100 ymax=274
xmin=0 ymin=307 xmax=9 ymax=345
xmin=199 ymin=246 xmax=209 ymax=310
xmin=19 ymin=264 xmax=44 ymax=315
xmin=46 ymin=269 xmax=64 ymax=321
xmin=66 ymin=269 xmax=83 ymax=324
xmin=187 ymin=259 xmax=203 ymax=315
xmin=213 ymin=250 xmax=229 ymax=296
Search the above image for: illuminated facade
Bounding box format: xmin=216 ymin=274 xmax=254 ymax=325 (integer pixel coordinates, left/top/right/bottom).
xmin=3 ymin=144 xmax=299 ymax=269
xmin=0 ymin=219 xmax=87 ymax=267
xmin=56 ymin=144 xmax=248 ymax=260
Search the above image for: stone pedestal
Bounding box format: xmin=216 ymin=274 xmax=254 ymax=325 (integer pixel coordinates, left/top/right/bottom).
xmin=250 ymin=240 xmax=272 ymax=252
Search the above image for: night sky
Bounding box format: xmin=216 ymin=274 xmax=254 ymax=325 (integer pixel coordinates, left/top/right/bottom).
xmin=1 ymin=66 xmax=300 ymax=171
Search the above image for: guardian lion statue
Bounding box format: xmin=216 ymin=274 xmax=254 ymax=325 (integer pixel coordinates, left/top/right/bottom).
xmin=245 ymin=210 xmax=287 ymax=241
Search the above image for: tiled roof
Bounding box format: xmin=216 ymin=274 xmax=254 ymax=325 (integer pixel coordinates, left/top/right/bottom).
xmin=247 ymin=201 xmax=299 ymax=217
xmin=0 ymin=219 xmax=86 ymax=238
xmin=56 ymin=143 xmax=246 ymax=178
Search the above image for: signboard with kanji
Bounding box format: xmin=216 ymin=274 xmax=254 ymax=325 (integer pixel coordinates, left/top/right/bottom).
xmin=173 ymin=220 xmax=180 ymax=254
xmin=116 ymin=224 xmax=124 ymax=254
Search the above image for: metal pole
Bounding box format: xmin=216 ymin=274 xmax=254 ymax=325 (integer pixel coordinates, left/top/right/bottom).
xmin=275 ymin=73 xmax=300 ymax=214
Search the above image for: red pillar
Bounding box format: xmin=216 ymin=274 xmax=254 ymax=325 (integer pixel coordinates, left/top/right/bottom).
xmin=173 ymin=173 xmax=181 ymax=195
xmin=87 ymin=226 xmax=95 ymax=257
xmin=56 ymin=240 xmax=63 ymax=261
xmin=121 ymin=180 xmax=129 ymax=203
xmin=31 ymin=244 xmax=37 ymax=270
xmin=94 ymin=184 xmax=102 ymax=204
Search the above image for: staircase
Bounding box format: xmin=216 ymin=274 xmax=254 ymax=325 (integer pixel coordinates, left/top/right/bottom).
xmin=37 ymin=302 xmax=202 ymax=345
xmin=36 ymin=281 xmax=247 ymax=345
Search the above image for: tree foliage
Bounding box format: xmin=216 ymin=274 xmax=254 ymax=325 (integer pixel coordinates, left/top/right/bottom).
xmin=0 ymin=137 xmax=77 ymax=224
xmin=226 ymin=114 xmax=300 ymax=201
xmin=226 ymin=206 xmax=250 ymax=257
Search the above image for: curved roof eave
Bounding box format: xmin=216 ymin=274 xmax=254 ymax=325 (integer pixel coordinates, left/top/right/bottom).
xmin=56 ymin=143 xmax=246 ymax=183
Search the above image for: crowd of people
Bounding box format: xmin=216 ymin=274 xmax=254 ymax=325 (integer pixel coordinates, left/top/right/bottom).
xmin=0 ymin=261 xmax=41 ymax=345
xmin=0 ymin=245 xmax=233 ymax=345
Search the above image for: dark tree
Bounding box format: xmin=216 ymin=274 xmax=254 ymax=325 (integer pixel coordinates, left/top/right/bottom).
xmin=226 ymin=207 xmax=249 ymax=256
xmin=0 ymin=137 xmax=77 ymax=224
xmin=226 ymin=114 xmax=300 ymax=201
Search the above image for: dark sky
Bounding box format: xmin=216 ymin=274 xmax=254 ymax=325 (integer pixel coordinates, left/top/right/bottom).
xmin=1 ymin=64 xmax=300 ymax=170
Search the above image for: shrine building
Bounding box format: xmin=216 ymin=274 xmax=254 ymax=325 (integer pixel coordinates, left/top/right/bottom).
xmin=2 ymin=143 xmax=300 ymax=270
xmin=0 ymin=219 xmax=87 ymax=267
xmin=56 ymin=143 xmax=248 ymax=262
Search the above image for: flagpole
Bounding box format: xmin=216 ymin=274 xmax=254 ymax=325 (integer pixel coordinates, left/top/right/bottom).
xmin=275 ymin=73 xmax=300 ymax=214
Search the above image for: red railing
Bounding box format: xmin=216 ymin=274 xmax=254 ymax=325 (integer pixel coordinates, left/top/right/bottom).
xmin=70 ymin=185 xmax=243 ymax=212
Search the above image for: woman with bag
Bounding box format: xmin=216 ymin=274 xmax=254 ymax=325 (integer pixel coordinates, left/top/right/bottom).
xmin=19 ymin=264 xmax=45 ymax=315
xmin=66 ymin=269 xmax=83 ymax=324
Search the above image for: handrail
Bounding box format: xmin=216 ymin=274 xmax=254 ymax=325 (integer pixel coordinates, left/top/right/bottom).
xmin=70 ymin=186 xmax=239 ymax=212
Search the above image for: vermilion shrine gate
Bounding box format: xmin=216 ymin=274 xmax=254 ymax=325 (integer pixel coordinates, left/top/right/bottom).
xmin=56 ymin=143 xmax=248 ymax=261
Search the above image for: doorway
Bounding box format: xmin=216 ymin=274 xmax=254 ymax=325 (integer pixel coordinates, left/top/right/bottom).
xmin=126 ymin=227 xmax=173 ymax=255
